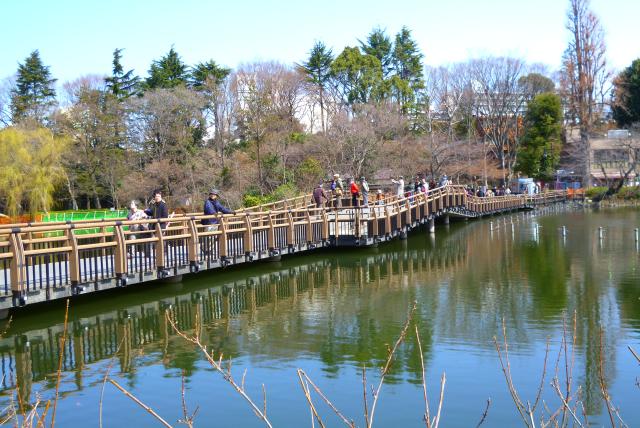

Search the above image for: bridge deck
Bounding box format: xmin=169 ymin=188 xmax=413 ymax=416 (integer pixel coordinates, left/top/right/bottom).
xmin=0 ymin=186 xmax=566 ymax=313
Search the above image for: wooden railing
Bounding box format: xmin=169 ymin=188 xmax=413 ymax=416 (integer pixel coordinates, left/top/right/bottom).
xmin=0 ymin=186 xmax=567 ymax=310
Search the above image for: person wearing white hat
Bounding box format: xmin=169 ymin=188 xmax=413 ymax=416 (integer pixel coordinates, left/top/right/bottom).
xmin=126 ymin=200 xmax=149 ymax=257
xmin=330 ymin=173 xmax=344 ymax=208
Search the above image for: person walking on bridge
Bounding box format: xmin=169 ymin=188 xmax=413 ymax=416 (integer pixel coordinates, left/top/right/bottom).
xmin=391 ymin=176 xmax=405 ymax=199
xmin=312 ymin=183 xmax=329 ymax=208
xmin=330 ymin=174 xmax=344 ymax=208
xmin=349 ymin=178 xmax=360 ymax=207
xmin=145 ymin=190 xmax=169 ymax=231
xmin=360 ymin=177 xmax=370 ymax=206
xmin=202 ymin=188 xmax=233 ymax=231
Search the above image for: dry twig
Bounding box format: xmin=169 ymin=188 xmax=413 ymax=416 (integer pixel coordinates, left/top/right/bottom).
xmin=108 ymin=378 xmax=173 ymax=427
xmin=366 ymin=301 xmax=417 ymax=428
xmin=166 ymin=308 xmax=273 ymax=428
xmin=50 ymin=299 xmax=70 ymax=428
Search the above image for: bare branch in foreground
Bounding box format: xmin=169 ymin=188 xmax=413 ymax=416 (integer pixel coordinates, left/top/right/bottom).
xmin=108 ymin=378 xmax=173 ymax=428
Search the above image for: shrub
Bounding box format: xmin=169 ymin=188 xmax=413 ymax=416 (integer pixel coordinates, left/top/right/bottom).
xmin=585 ymin=186 xmax=607 ymax=198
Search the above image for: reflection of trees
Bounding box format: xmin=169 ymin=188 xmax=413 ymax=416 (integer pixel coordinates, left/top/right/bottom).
xmin=0 ymin=241 xmax=469 ymax=401
xmin=0 ymin=208 xmax=637 ymax=416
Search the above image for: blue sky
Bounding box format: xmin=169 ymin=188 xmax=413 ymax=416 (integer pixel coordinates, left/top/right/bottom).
xmin=1 ymin=0 xmax=639 ymax=84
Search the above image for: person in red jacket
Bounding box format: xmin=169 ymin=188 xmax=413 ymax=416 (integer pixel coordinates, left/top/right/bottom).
xmin=349 ymin=178 xmax=360 ymax=207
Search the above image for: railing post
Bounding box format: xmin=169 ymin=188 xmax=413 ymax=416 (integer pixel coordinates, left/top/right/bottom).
xmin=385 ymin=204 xmax=392 ymax=235
xmin=219 ymin=216 xmax=228 ymax=258
xmin=187 ymin=217 xmax=199 ymax=266
xmin=305 ymin=210 xmax=313 ymax=243
xmin=9 ymin=230 xmax=27 ymax=301
xmin=321 ymin=209 xmax=329 ymax=241
xmin=372 ymin=204 xmax=379 ymax=236
xmin=66 ymin=226 xmax=81 ymax=286
xmin=243 ymin=214 xmax=254 ymax=254
xmin=354 ymin=208 xmax=361 ymax=238
xmin=154 ymin=222 xmax=166 ymax=272
xmin=405 ymin=199 xmax=412 ymax=226
xmin=287 ymin=210 xmax=295 ymax=246
xmin=113 ymin=222 xmax=128 ymax=280
xmin=267 ymin=212 xmax=276 ymax=249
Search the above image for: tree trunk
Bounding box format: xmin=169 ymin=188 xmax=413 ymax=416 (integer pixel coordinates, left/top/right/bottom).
xmin=581 ymin=127 xmax=592 ymax=188
xmin=66 ymin=175 xmax=79 ymax=211
xmin=319 ymin=86 xmax=325 ymax=134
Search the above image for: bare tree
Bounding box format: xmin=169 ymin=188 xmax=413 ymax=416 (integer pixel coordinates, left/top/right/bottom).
xmin=593 ymin=129 xmax=640 ymax=199
xmin=560 ymin=0 xmax=610 ymax=187
xmin=425 ymin=63 xmax=476 ymax=179
xmin=470 ymin=57 xmax=528 ymax=184
xmin=0 ymin=76 xmax=15 ymax=127
xmin=233 ymin=62 xmax=304 ymax=193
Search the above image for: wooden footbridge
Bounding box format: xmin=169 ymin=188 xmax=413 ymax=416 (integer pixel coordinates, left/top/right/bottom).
xmin=0 ymin=185 xmax=566 ymax=314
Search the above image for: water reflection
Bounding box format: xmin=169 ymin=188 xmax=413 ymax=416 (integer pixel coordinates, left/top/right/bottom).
xmin=0 ymin=207 xmax=638 ymax=424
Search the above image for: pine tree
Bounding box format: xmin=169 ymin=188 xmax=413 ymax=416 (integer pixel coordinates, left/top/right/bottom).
xmin=360 ymin=28 xmax=394 ymax=78
xmin=392 ymin=27 xmax=425 ymax=113
xmin=105 ymin=48 xmax=140 ymax=99
xmin=10 ymin=50 xmax=57 ymax=124
xmin=190 ymin=60 xmax=230 ymax=91
xmin=297 ymin=41 xmax=333 ymax=133
xmin=145 ymin=47 xmax=189 ymax=90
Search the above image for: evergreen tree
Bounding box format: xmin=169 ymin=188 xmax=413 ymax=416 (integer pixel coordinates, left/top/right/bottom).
xmin=515 ymin=93 xmax=563 ymax=181
xmin=297 ymin=41 xmax=333 ymax=133
xmin=145 ymin=47 xmax=189 ymax=90
xmin=612 ymin=58 xmax=640 ymax=127
xmin=331 ymin=47 xmax=385 ymax=106
xmin=105 ymin=48 xmax=140 ymax=99
xmin=391 ymin=27 xmax=425 ymax=112
xmin=190 ymin=60 xmax=230 ymax=91
xmin=360 ymin=28 xmax=394 ymax=78
xmin=10 ymin=50 xmax=57 ymax=124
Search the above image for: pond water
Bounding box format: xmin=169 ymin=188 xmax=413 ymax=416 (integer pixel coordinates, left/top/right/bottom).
xmin=1 ymin=207 xmax=639 ymax=427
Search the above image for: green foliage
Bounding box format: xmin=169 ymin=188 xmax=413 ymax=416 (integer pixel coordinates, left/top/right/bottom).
xmin=242 ymin=183 xmax=300 ymax=207
xmin=10 ymin=50 xmax=57 ymax=124
xmin=296 ymin=157 xmax=324 ymax=189
xmin=145 ymin=47 xmax=189 ymax=90
xmin=392 ymin=27 xmax=425 ymax=111
xmin=360 ymin=28 xmax=393 ymax=77
xmin=190 ymin=60 xmax=230 ymax=91
xmin=298 ymin=42 xmax=333 ymax=88
xmin=515 ymin=93 xmax=563 ymax=181
xmin=105 ymin=48 xmax=140 ymax=99
xmin=0 ymin=127 xmax=68 ymax=216
xmin=331 ymin=46 xmax=385 ymax=105
xmin=518 ymin=73 xmax=555 ymax=98
xmin=615 ymin=186 xmax=640 ymax=199
xmin=271 ymin=183 xmax=299 ymax=200
xmin=585 ymin=186 xmax=608 ymax=198
xmin=612 ymin=58 xmax=640 ymax=127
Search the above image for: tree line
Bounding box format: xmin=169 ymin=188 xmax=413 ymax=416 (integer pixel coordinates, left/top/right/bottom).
xmin=0 ymin=0 xmax=637 ymax=216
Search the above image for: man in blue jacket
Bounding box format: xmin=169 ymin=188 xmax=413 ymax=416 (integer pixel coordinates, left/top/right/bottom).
xmin=202 ymin=188 xmax=233 ymax=230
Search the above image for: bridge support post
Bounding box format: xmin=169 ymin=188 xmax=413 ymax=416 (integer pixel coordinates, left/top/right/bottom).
xmin=428 ymin=218 xmax=435 ymax=234
xmin=443 ymin=215 xmax=449 ymax=225
xmin=9 ymin=230 xmax=27 ymax=306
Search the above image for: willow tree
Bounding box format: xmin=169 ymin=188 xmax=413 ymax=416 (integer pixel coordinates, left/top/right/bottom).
xmin=0 ymin=127 xmax=68 ymax=216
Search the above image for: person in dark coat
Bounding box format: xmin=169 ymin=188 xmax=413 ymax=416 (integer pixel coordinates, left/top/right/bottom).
xmin=312 ymin=183 xmax=329 ymax=208
xmin=202 ymin=188 xmax=233 ymax=230
xmin=145 ymin=190 xmax=169 ymax=230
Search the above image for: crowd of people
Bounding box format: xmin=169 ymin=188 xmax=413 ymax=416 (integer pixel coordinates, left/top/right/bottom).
xmin=127 ymin=173 xmax=522 ymax=231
